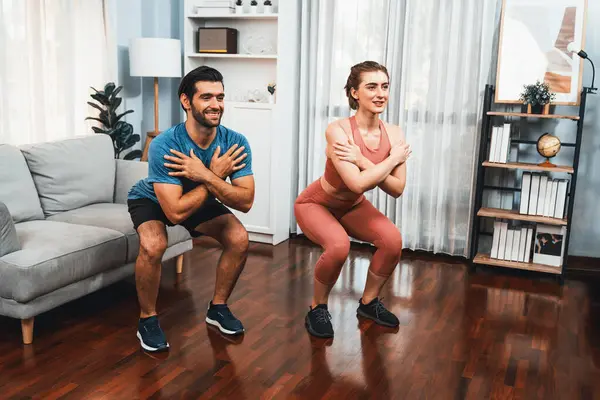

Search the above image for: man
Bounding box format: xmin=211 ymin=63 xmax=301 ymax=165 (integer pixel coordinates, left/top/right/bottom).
xmin=127 ymin=66 xmax=254 ymax=352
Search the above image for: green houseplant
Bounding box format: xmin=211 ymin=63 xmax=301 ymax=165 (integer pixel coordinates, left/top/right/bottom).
xmin=519 ymin=80 xmax=556 ymax=114
xmin=86 ymin=82 xmax=141 ymax=160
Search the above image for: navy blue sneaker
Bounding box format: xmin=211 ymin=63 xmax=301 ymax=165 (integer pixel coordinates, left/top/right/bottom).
xmin=205 ymin=302 xmax=245 ymax=335
xmin=137 ymin=316 xmax=169 ymax=352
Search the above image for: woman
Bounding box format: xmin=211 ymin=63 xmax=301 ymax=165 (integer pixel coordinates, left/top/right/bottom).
xmin=294 ymin=61 xmax=411 ymax=338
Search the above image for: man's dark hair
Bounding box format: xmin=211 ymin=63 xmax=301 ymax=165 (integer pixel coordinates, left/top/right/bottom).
xmin=178 ymin=66 xmax=224 ymax=110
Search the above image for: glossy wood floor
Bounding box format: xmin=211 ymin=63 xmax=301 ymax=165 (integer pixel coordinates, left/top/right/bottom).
xmin=1 ymin=237 xmax=600 ymax=399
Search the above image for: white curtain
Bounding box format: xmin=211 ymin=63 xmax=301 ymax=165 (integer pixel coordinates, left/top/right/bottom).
xmin=295 ymin=0 xmax=499 ymax=257
xmin=0 ymin=0 xmax=115 ymax=146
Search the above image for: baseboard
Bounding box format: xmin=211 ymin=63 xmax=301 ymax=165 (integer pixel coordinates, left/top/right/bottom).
xmin=567 ymin=256 xmax=600 ymax=276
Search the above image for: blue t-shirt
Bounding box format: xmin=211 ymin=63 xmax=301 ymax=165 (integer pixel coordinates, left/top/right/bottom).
xmin=128 ymin=123 xmax=253 ymax=203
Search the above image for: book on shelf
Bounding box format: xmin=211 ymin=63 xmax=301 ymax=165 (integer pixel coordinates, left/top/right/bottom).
xmin=532 ymin=224 xmax=567 ymax=267
xmin=490 ymin=220 xmax=535 ymax=263
xmin=518 ymin=172 xmax=568 ymax=219
xmin=488 ymin=123 xmax=511 ymax=164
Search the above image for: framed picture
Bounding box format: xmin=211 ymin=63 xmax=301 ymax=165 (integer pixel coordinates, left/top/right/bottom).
xmin=495 ymin=0 xmax=588 ymax=105
xmin=533 ymin=224 xmax=566 ymax=267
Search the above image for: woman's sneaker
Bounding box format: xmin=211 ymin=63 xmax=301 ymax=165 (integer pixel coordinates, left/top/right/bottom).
xmin=205 ymin=302 xmax=245 ymax=335
xmin=137 ymin=316 xmax=169 ymax=352
xmin=356 ymin=297 xmax=399 ymax=327
xmin=305 ymin=304 xmax=334 ymax=338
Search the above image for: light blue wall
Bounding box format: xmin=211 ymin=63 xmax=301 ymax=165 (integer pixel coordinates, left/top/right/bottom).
xmin=111 ymin=0 xmax=184 ymax=154
xmin=569 ymin=0 xmax=600 ymax=257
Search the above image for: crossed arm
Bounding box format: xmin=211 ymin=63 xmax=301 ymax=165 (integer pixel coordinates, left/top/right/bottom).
xmin=326 ymin=123 xmax=410 ymax=197
xmin=155 ymin=146 xmax=254 ymax=224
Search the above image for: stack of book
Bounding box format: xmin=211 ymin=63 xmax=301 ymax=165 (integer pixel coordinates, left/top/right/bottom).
xmin=193 ymin=0 xmax=234 ymax=15
xmin=488 ymin=123 xmax=511 ymax=163
xmin=519 ymin=172 xmax=568 ymax=218
xmin=490 ymin=221 xmax=534 ymax=262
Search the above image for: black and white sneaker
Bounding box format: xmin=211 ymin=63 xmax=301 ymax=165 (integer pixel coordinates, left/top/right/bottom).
xmin=205 ymin=302 xmax=245 ymax=335
xmin=356 ymin=297 xmax=399 ymax=328
xmin=305 ymin=304 xmax=334 ymax=338
xmin=137 ymin=316 xmax=169 ymax=352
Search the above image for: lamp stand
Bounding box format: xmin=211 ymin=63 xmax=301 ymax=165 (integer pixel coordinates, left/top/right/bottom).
xmin=141 ymin=77 xmax=160 ymax=161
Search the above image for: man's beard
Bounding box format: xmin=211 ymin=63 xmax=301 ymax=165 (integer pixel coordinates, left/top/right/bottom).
xmin=191 ymin=104 xmax=223 ymax=128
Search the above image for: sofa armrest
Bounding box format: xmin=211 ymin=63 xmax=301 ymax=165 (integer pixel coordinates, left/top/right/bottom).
xmin=114 ymin=159 xmax=149 ymax=205
xmin=0 ymin=201 xmax=20 ymax=257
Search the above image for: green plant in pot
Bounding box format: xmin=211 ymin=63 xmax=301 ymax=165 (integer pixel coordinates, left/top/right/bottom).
xmin=86 ymin=82 xmax=142 ymax=160
xmin=519 ymin=80 xmax=556 ymax=115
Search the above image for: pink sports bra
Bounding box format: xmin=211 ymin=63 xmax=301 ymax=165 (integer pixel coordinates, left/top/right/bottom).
xmin=323 ymin=115 xmax=391 ymax=193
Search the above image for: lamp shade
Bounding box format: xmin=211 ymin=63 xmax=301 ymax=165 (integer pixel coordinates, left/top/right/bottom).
xmin=129 ymin=38 xmax=182 ymax=78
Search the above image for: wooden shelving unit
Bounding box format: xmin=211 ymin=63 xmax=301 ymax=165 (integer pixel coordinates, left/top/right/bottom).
xmin=486 ymin=111 xmax=580 ymax=121
xmin=477 ymin=207 xmax=567 ymax=226
xmin=473 ymin=254 xmax=562 ymax=275
xmin=186 ymin=53 xmax=277 ymax=59
xmin=482 ymin=161 xmax=574 ymax=174
xmin=187 ymin=13 xmax=279 ymax=20
xmin=470 ymin=84 xmax=592 ymax=281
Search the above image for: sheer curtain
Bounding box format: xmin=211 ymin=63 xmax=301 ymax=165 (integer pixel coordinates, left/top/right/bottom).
xmin=295 ymin=0 xmax=499 ymax=257
xmin=0 ymin=0 xmax=115 ymax=146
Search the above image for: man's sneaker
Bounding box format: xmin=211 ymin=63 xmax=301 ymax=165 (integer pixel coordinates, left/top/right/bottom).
xmin=205 ymin=302 xmax=245 ymax=335
xmin=137 ymin=316 xmax=169 ymax=352
xmin=305 ymin=304 xmax=334 ymax=338
xmin=356 ymin=297 xmax=399 ymax=328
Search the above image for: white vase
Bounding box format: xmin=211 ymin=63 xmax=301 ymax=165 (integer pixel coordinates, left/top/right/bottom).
xmin=263 ymin=5 xmax=272 ymax=14
xmin=250 ymin=5 xmax=257 ymax=13
xmin=235 ymin=5 xmax=243 ymax=13
xmin=268 ymin=95 xmax=274 ymax=104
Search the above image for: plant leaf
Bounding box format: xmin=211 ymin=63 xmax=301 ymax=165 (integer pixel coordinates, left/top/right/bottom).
xmin=91 ymin=93 xmax=110 ymax=106
xmin=104 ymin=82 xmax=116 ymax=96
xmin=85 ymin=117 xmax=105 ymax=124
xmin=115 ymin=110 xmax=134 ymax=121
xmin=124 ymin=150 xmax=142 ymax=160
xmin=111 ymin=86 xmax=123 ymax=99
xmin=111 ymin=97 xmax=122 ymax=110
xmin=92 ymin=126 xmax=108 ymax=134
xmin=87 ymin=102 xmax=104 ymax=112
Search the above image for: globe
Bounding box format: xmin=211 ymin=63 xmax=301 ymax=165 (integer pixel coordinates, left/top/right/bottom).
xmin=537 ymin=133 xmax=561 ymax=159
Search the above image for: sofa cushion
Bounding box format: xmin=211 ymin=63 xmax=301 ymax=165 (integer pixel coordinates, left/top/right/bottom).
xmin=0 ymin=220 xmax=126 ymax=303
xmin=47 ymin=203 xmax=192 ymax=263
xmin=20 ymin=135 xmax=116 ymax=217
xmin=0 ymin=144 xmax=45 ymax=222
xmin=0 ymin=202 xmax=20 ymax=257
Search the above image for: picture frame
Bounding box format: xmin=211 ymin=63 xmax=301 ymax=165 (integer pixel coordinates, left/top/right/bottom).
xmin=495 ymin=0 xmax=588 ymax=105
xmin=533 ymin=224 xmax=566 ymax=267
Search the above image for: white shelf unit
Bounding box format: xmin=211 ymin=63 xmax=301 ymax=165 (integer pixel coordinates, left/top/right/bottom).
xmin=183 ymin=0 xmax=299 ymax=245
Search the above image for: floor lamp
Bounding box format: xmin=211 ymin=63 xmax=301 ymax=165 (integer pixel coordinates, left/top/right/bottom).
xmin=129 ymin=38 xmax=182 ymax=161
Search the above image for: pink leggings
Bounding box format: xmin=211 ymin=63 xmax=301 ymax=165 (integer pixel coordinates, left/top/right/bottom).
xmin=294 ymin=180 xmax=403 ymax=285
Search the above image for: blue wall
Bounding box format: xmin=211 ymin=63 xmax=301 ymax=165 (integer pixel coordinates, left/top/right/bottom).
xmin=111 ymin=0 xmax=184 ymax=154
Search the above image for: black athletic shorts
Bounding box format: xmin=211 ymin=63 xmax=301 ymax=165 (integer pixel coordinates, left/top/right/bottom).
xmin=127 ymin=197 xmax=232 ymax=236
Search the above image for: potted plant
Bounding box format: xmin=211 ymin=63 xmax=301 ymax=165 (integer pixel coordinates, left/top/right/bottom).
xmin=250 ymin=0 xmax=258 ymax=13
xmin=235 ymin=0 xmax=243 ymax=14
xmin=263 ymin=0 xmax=273 ymax=13
xmin=86 ymin=82 xmax=141 ymax=160
xmin=267 ymin=82 xmax=276 ymax=104
xmin=519 ymin=80 xmax=556 ymax=115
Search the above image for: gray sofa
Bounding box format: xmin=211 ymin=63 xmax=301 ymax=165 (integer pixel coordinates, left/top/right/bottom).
xmin=0 ymin=135 xmax=193 ymax=344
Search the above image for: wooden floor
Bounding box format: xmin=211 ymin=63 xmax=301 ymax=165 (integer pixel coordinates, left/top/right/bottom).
xmin=1 ymin=237 xmax=600 ymax=399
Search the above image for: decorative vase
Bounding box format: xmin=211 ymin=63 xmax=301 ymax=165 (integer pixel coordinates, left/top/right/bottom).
xmin=526 ymin=103 xmax=550 ymax=115
xmin=264 ymin=5 xmax=272 ymax=13
xmin=268 ymin=95 xmax=274 ymax=104
xmin=235 ymin=5 xmax=243 ymax=13
xmin=250 ymin=5 xmax=257 ymax=13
